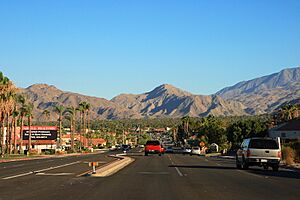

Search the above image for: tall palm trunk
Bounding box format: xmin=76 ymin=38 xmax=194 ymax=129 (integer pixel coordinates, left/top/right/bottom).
xmin=20 ymin=116 xmax=24 ymax=152
xmin=0 ymin=114 xmax=4 ymax=157
xmin=5 ymin=113 xmax=10 ymax=154
xmin=8 ymin=114 xmax=13 ymax=154
xmin=83 ymin=111 xmax=86 ymax=135
xmin=28 ymin=116 xmax=32 ymax=152
xmin=70 ymin=117 xmax=74 ymax=152
xmin=59 ymin=115 xmax=62 ymax=147
xmin=13 ymin=117 xmax=17 ymax=154
xmin=79 ymin=112 xmax=82 ymax=150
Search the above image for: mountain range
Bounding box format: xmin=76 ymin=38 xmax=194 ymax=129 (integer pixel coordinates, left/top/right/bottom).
xmin=20 ymin=67 xmax=300 ymax=121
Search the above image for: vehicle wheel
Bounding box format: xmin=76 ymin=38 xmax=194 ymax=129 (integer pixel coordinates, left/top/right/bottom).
xmin=190 ymin=154 xmax=192 ymax=156
xmin=241 ymin=158 xmax=249 ymax=170
xmin=159 ymin=153 xmax=162 ymax=156
xmin=272 ymin=165 xmax=279 ymax=172
xmin=263 ymin=165 xmax=268 ymax=170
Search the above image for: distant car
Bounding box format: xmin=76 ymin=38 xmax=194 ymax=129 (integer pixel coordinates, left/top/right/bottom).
xmin=165 ymin=146 xmax=174 ymax=153
xmin=144 ymin=140 xmax=164 ymax=156
xmin=182 ymin=147 xmax=192 ymax=155
xmin=236 ymin=138 xmax=281 ymax=171
xmin=121 ymin=144 xmax=130 ymax=153
xmin=190 ymin=147 xmax=201 ymax=156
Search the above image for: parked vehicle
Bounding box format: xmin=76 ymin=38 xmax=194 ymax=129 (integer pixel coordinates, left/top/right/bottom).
xmin=236 ymin=138 xmax=281 ymax=171
xmin=144 ymin=140 xmax=164 ymax=156
xmin=190 ymin=147 xmax=201 ymax=156
xmin=182 ymin=147 xmax=192 ymax=155
xmin=121 ymin=144 xmax=130 ymax=153
xmin=165 ymin=146 xmax=174 ymax=153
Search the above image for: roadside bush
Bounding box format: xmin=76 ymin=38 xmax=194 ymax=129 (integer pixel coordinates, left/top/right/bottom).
xmin=29 ymin=149 xmax=39 ymax=155
xmin=55 ymin=150 xmax=66 ymax=155
xmin=66 ymin=149 xmax=77 ymax=154
xmin=43 ymin=149 xmax=55 ymax=155
xmin=282 ymin=146 xmax=296 ymax=165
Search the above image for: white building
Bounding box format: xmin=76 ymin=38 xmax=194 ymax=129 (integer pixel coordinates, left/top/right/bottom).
xmin=269 ymin=118 xmax=300 ymax=139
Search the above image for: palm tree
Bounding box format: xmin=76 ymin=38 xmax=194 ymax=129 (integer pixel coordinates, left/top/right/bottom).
xmin=19 ymin=103 xmax=27 ymax=153
xmin=279 ymin=104 xmax=298 ymax=122
xmin=24 ymin=103 xmax=33 ymax=152
xmin=79 ymin=102 xmax=91 ymax=147
xmin=0 ymin=72 xmax=17 ymax=155
xmin=65 ymin=106 xmax=76 ymax=152
xmin=42 ymin=110 xmax=51 ymax=122
xmin=76 ymin=105 xmax=84 ymax=150
xmin=181 ymin=116 xmax=190 ymax=139
xmin=12 ymin=110 xmax=19 ymax=154
xmin=55 ymin=105 xmax=65 ymax=148
xmin=16 ymin=94 xmax=26 ymax=153
xmin=79 ymin=102 xmax=87 ymax=134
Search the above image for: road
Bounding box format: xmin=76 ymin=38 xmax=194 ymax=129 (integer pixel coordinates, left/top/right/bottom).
xmin=0 ymin=149 xmax=299 ymax=200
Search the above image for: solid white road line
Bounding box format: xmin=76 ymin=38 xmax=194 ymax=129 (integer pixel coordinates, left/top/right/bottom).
xmin=175 ymin=167 xmax=183 ymax=177
xmin=2 ymin=172 xmax=34 ymax=180
xmin=2 ymin=161 xmax=80 ymax=180
xmin=33 ymin=161 xmax=81 ymax=173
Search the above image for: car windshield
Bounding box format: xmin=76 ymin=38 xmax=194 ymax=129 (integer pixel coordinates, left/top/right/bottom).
xmin=248 ymin=139 xmax=279 ymax=149
xmin=146 ymin=141 xmax=160 ymax=145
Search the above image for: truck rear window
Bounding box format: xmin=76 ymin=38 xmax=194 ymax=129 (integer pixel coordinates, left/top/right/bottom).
xmin=248 ymin=139 xmax=279 ymax=149
xmin=146 ymin=141 xmax=160 ymax=145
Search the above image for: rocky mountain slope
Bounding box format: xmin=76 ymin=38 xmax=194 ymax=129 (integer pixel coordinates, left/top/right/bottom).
xmin=21 ymin=84 xmax=247 ymax=121
xmin=216 ymin=67 xmax=300 ymax=114
xmin=20 ymin=67 xmax=300 ymax=120
xmin=111 ymin=84 xmax=247 ymax=117
xmin=21 ymin=84 xmax=140 ymax=121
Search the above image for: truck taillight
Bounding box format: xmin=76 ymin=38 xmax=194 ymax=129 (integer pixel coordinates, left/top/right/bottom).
xmin=278 ymin=151 xmax=282 ymax=158
xmin=246 ymin=150 xmax=251 ymax=157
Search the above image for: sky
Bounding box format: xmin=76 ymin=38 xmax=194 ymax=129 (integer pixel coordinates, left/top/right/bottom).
xmin=0 ymin=0 xmax=300 ymax=99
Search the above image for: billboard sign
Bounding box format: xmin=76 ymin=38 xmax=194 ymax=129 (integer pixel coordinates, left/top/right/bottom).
xmin=23 ymin=126 xmax=58 ymax=140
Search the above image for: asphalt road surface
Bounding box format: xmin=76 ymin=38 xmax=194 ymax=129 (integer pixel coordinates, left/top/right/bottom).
xmin=0 ymin=149 xmax=299 ymax=200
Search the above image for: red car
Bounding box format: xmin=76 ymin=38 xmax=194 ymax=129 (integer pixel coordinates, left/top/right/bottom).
xmin=144 ymin=140 xmax=164 ymax=156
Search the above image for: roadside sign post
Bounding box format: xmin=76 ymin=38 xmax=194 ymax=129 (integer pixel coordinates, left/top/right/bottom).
xmin=89 ymin=162 xmax=99 ymax=174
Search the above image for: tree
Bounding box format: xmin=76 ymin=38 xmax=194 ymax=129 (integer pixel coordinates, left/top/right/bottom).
xmin=24 ymin=103 xmax=33 ymax=152
xmin=65 ymin=106 xmax=77 ymax=152
xmin=55 ymin=105 xmax=65 ymax=148
xmin=42 ymin=110 xmax=50 ymax=122
xmin=76 ymin=105 xmax=84 ymax=150
xmin=12 ymin=110 xmax=19 ymax=154
xmin=18 ymin=100 xmax=27 ymax=153
xmin=278 ymin=104 xmax=298 ymax=122
xmin=0 ymin=72 xmax=17 ymax=156
xmin=78 ymin=102 xmax=91 ymax=147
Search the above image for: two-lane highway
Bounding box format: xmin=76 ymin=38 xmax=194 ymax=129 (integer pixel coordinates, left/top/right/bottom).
xmin=0 ymin=151 xmax=115 ymax=180
xmin=1 ymin=150 xmax=299 ymax=200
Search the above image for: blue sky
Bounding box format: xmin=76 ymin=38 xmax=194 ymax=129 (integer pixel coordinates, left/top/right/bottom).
xmin=0 ymin=0 xmax=299 ymax=99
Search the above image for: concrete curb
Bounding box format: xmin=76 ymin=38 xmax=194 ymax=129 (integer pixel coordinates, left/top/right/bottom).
xmin=91 ymin=154 xmax=135 ymax=177
xmin=205 ymin=153 xmax=222 ymax=157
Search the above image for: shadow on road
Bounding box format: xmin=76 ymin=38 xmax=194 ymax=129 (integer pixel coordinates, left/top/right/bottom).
xmin=247 ymin=168 xmax=300 ymax=180
xmin=169 ymin=164 xmax=300 ymax=179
